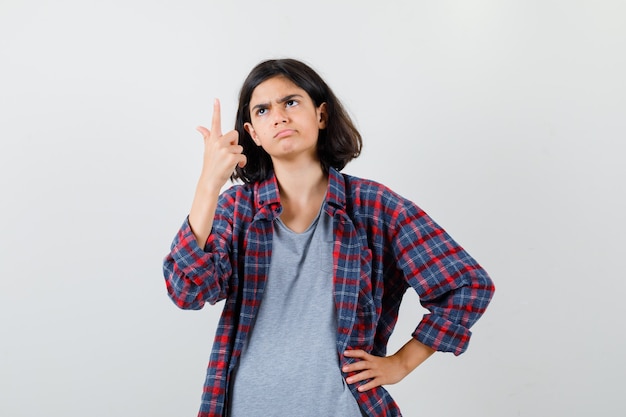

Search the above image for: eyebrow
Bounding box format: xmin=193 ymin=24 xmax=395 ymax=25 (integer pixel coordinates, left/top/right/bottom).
xmin=250 ymin=94 xmax=304 ymax=112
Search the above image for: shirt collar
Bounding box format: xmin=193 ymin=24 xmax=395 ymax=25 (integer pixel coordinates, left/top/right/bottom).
xmin=326 ymin=167 xmax=347 ymax=210
xmin=255 ymin=172 xmax=281 ymax=209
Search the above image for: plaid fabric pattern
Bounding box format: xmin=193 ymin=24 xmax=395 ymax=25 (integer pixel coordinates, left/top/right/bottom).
xmin=163 ymin=168 xmax=494 ymax=416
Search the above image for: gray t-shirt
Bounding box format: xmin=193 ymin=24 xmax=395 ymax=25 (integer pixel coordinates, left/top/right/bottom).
xmin=229 ymin=209 xmax=363 ymax=416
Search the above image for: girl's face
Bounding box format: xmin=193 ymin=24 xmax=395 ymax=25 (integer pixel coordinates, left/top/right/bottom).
xmin=244 ymin=76 xmax=326 ymax=166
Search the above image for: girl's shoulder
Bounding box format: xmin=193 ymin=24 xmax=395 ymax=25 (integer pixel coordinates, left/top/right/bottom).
xmin=215 ymin=183 xmax=257 ymax=219
xmin=340 ymin=173 xmax=431 ymax=232
xmin=342 ymin=173 xmax=409 ymax=208
xmin=217 ymin=178 xmax=279 ymax=219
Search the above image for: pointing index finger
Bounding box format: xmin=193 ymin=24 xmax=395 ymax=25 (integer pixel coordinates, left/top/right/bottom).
xmin=211 ymin=98 xmax=222 ymax=137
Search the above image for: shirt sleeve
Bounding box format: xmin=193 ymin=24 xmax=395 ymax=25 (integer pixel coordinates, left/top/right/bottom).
xmin=162 ymin=200 xmax=235 ymax=310
xmin=391 ymin=200 xmax=495 ymax=356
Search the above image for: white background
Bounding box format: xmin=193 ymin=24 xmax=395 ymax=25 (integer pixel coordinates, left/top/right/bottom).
xmin=1 ymin=1 xmax=624 ymax=416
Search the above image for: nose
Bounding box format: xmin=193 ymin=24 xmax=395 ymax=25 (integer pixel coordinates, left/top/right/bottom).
xmin=273 ymin=107 xmax=288 ymax=125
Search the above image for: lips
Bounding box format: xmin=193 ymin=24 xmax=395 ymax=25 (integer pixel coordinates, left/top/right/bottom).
xmin=274 ymin=129 xmax=295 ymax=139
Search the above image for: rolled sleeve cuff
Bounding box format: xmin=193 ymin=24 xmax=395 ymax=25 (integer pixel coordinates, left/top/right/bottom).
xmin=170 ymin=218 xmax=213 ymax=284
xmin=413 ymin=314 xmax=472 ymax=356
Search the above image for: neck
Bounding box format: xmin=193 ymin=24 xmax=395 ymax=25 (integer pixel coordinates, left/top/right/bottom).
xmin=272 ymin=160 xmax=328 ymax=233
xmin=273 ymin=160 xmax=327 ymax=203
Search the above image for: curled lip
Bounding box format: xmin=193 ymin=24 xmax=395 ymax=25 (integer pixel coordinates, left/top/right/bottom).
xmin=274 ymin=129 xmax=295 ymax=139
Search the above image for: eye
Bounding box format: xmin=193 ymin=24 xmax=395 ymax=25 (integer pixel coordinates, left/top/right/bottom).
xmin=285 ymin=99 xmax=298 ymax=108
xmin=255 ymin=107 xmax=267 ymax=116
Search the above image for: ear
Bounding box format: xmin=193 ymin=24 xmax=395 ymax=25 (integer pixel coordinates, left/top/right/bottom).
xmin=244 ymin=122 xmax=261 ymax=146
xmin=317 ymin=102 xmax=328 ymax=129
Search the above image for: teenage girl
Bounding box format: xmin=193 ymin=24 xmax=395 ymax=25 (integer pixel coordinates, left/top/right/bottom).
xmin=163 ymin=58 xmax=495 ymax=417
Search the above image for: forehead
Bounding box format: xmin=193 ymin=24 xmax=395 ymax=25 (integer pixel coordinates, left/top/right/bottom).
xmin=249 ymin=76 xmax=311 ymax=104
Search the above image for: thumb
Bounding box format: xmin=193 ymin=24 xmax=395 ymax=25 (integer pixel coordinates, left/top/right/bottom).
xmin=196 ymin=126 xmax=211 ymax=139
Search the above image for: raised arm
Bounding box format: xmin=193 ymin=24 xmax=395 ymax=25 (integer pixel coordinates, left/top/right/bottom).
xmin=163 ymin=99 xmax=247 ymax=310
xmin=189 ymin=99 xmax=247 ymax=247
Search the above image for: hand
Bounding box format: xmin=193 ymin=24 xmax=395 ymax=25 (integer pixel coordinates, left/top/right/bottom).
xmin=188 ymin=99 xmax=247 ymax=246
xmin=196 ymin=99 xmax=247 ymax=191
xmin=342 ymin=339 xmax=435 ymax=392
xmin=342 ymin=350 xmax=409 ymax=392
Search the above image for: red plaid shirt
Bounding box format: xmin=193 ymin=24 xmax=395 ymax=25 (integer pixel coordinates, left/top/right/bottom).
xmin=163 ymin=168 xmax=494 ymax=416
